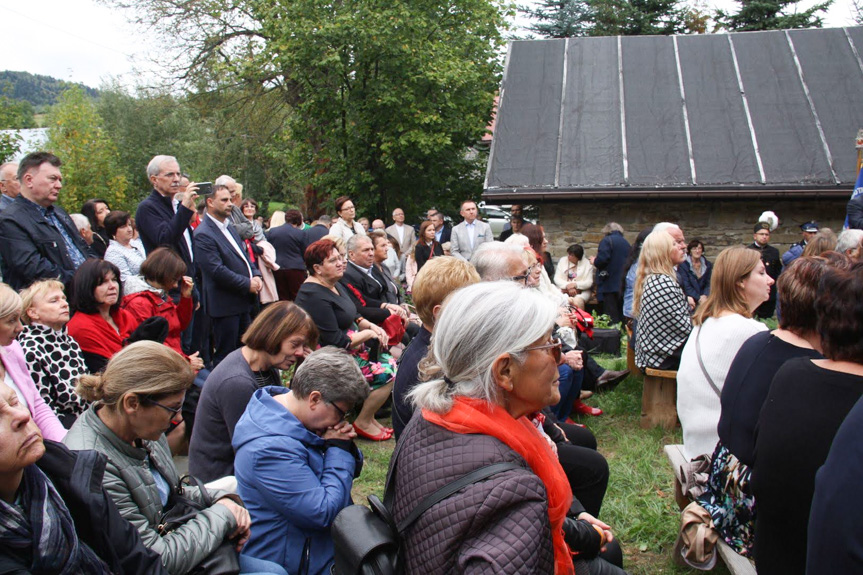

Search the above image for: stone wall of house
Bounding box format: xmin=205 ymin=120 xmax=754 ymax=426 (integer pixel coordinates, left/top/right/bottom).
xmin=538 ymin=197 xmax=848 ymax=261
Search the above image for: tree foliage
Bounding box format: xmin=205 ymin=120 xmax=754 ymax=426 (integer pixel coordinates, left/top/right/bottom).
xmin=107 ymin=0 xmax=507 ymax=221
xmin=522 ymin=0 xmax=688 ymax=38
xmin=0 ymin=71 xmax=99 ymax=109
xmin=716 ymin=0 xmax=832 ymax=31
xmin=45 ymin=87 xmax=129 ymax=213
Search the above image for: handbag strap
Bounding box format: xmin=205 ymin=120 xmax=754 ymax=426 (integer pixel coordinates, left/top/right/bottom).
xmin=695 ymin=327 xmax=721 ymax=399
xmin=395 ymin=462 xmax=521 ymax=533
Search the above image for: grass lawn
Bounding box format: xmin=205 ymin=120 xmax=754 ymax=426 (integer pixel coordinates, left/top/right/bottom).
xmin=351 ymin=355 xmax=729 ymax=574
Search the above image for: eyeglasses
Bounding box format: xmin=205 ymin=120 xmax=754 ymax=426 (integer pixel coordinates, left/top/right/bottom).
xmin=523 ymin=338 xmax=563 ymax=363
xmin=510 ymin=263 xmax=540 ymax=286
xmin=140 ymin=395 xmax=183 ymax=421
xmin=327 ymin=401 xmax=348 ymax=421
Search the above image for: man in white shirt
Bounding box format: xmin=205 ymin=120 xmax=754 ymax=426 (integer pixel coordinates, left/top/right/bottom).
xmin=194 ymin=185 xmax=262 ymax=365
xmin=385 ymin=207 xmax=416 ymax=256
xmin=450 ymin=200 xmax=492 ymax=262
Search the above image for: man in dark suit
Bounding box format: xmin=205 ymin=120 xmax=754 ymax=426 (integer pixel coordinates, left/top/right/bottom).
xmin=0 ymin=152 xmax=93 ymax=291
xmin=748 ymin=222 xmax=782 ymax=319
xmin=340 ymin=235 xmax=406 ymax=326
xmin=266 ymin=209 xmax=308 ymax=300
xmin=305 ymin=214 xmax=331 ymax=244
xmin=430 ymin=211 xmax=451 ymax=244
xmin=194 ymin=185 xmax=262 ymax=365
xmin=135 ymin=155 xmax=197 ymax=276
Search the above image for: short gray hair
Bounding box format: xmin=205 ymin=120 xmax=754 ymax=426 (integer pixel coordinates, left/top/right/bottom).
xmin=836 ymin=229 xmax=863 ymax=254
xmin=291 ymin=347 xmax=369 ymax=405
xmin=69 ymin=213 xmax=90 ymax=231
xmin=602 ymin=222 xmax=624 ymax=234
xmin=409 ymin=281 xmax=558 ymax=414
xmin=346 ymin=233 xmax=372 ymax=254
xmin=317 ymin=214 xmax=333 ymax=226
xmin=214 ymin=175 xmax=236 ymax=187
xmin=471 ymin=241 xmax=524 ymax=281
xmin=653 ymin=222 xmax=680 ymax=233
xmin=146 ymin=155 xmax=178 ymax=178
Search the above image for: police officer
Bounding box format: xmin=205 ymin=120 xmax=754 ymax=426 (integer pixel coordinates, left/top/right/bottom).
xmin=782 ymin=221 xmax=819 ymax=266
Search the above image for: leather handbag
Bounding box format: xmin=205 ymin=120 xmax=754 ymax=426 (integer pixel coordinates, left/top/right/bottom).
xmin=157 ymin=474 xmax=241 ymax=575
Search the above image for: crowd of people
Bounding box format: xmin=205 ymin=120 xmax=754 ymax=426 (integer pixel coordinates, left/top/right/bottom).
xmin=0 ymin=149 xmax=862 ymax=574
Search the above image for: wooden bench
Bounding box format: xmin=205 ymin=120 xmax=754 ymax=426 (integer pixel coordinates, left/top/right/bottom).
xmin=664 ymin=444 xmax=756 ymax=575
xmin=640 ymin=368 xmax=678 ymax=429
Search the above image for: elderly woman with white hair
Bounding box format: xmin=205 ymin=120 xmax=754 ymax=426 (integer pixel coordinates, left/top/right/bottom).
xmin=836 ymin=228 xmax=863 ymax=259
xmin=393 ymin=281 xmax=626 ymax=575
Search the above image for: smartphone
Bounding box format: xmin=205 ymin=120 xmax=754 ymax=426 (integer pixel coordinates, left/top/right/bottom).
xmin=196 ymin=181 xmax=213 ymax=195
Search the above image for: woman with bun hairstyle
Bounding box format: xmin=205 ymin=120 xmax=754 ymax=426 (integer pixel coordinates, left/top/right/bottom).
xmin=63 ymin=341 xmax=266 ymax=575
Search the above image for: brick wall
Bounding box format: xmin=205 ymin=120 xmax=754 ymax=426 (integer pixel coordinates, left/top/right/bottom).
xmin=538 ymin=197 xmax=848 ymax=260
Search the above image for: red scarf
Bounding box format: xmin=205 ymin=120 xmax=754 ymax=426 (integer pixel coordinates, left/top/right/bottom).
xmin=423 ymin=397 xmax=574 ymax=574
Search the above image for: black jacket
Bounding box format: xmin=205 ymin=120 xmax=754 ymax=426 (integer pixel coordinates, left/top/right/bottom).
xmin=0 ymin=440 xmax=168 ymax=575
xmin=594 ymin=231 xmax=631 ymax=296
xmin=339 ymin=261 xmax=390 ymax=324
xmin=266 ymin=224 xmax=308 ymax=271
xmin=0 ymin=196 xmax=94 ymax=291
xmin=847 ymin=195 xmax=863 ymax=230
xmin=135 ymin=189 xmax=196 ymax=276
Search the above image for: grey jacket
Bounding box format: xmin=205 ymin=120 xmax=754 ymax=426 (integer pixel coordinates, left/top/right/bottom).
xmin=63 ymin=406 xmax=237 ymax=575
xmin=392 ymin=415 xmax=554 ymax=573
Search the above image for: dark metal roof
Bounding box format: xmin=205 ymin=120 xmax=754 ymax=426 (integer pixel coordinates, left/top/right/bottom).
xmin=484 ymin=28 xmax=863 ymax=200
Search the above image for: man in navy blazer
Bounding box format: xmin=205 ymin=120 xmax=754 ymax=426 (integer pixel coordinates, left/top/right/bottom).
xmin=135 ymin=155 xmax=197 ymax=276
xmin=266 ymin=209 xmax=308 ymax=301
xmin=194 ymin=185 xmax=262 ymax=365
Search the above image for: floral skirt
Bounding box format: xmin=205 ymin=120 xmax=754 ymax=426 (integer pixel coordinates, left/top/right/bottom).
xmin=696 ymin=441 xmax=756 ymax=557
xmin=347 ymin=330 xmax=397 ymax=389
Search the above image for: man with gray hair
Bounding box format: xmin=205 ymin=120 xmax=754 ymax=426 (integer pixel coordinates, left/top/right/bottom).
xmin=214 ymin=174 xmax=261 ymax=242
xmin=305 ymin=214 xmax=331 ymax=243
xmin=836 ymin=229 xmax=863 ymax=259
xmin=470 ymin=241 xmax=528 ymax=282
xmin=340 ymin=234 xmax=407 ymax=325
xmin=232 ymin=345 xmax=368 ymax=574
xmin=0 ymin=162 xmax=20 ymax=212
xmin=135 ymin=155 xmax=198 ymax=277
xmin=69 ymin=213 xmax=94 ymax=246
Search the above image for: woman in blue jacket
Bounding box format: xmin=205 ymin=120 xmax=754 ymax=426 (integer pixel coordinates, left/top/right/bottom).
xmin=232 ymin=347 xmax=369 ymax=575
xmin=677 ymin=239 xmax=713 ymax=310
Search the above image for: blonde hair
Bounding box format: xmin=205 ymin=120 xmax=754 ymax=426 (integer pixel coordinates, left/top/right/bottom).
xmin=269 ymin=210 xmax=286 ymax=228
xmin=412 ymin=258 xmax=480 ymax=327
xmin=321 ymin=234 xmax=346 ymax=254
xmin=19 ymin=279 xmax=66 ymax=325
xmin=632 ymin=230 xmax=678 ymax=317
xmin=0 ymin=282 xmax=22 ymax=320
xmin=693 ymin=247 xmax=761 ymax=325
xmin=76 ymin=341 xmax=194 ymax=407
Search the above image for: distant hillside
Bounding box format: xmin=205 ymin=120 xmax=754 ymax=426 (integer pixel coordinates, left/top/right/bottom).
xmin=0 ymin=71 xmax=100 ymax=108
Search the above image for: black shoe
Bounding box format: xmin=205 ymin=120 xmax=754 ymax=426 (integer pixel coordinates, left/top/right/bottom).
xmin=596 ymin=369 xmax=629 ymax=391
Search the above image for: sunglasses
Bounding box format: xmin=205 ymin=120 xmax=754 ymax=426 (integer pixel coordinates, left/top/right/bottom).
xmin=523 ymin=337 xmax=563 ymax=364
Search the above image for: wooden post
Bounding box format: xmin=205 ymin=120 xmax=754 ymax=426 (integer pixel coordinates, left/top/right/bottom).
xmin=640 ymin=368 xmax=678 ymax=429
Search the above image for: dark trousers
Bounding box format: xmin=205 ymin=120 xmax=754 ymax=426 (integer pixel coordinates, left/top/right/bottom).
xmin=556 ymin=422 xmax=609 ymax=518
xmin=601 ymin=292 xmax=623 ymax=325
xmin=580 ymin=350 xmax=607 ymax=392
xmin=211 ymin=312 xmax=251 ymax=367
xmin=274 ymin=268 xmax=307 ymax=301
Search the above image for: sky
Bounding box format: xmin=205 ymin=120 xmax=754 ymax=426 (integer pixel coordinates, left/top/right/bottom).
xmin=0 ymin=0 xmax=859 ymax=90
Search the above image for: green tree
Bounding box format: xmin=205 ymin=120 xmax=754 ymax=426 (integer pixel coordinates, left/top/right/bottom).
xmin=522 ymin=0 xmax=591 ymax=37
xmin=45 ymin=86 xmax=129 ymax=213
xmin=107 ymin=0 xmax=506 ymax=221
xmin=717 ymin=0 xmax=832 ymax=31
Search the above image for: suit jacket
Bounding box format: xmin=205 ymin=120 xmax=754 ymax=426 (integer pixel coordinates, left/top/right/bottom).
xmin=594 ymin=231 xmax=631 ymax=296
xmin=135 ymin=189 xmax=195 ymax=276
xmin=386 ymin=223 xmax=416 ymax=255
xmin=0 ymin=196 xmax=94 ymax=291
xmin=450 ymin=220 xmax=492 ymax=262
xmin=373 ymin=263 xmax=401 ymax=305
xmin=266 ymin=224 xmax=308 ymax=271
xmin=435 ymin=224 xmax=452 ymax=244
xmin=339 ymin=261 xmax=391 ymax=324
xmin=194 ymin=215 xmax=260 ymax=318
xmin=304 ymin=224 xmax=329 ymax=244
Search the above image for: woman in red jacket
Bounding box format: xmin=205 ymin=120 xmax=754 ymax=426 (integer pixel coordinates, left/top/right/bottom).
xmin=122 ymin=248 xmax=206 ymax=376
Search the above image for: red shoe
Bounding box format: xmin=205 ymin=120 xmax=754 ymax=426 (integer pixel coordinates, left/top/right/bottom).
xmin=354 ymin=425 xmax=393 ymax=441
xmin=572 ymin=400 xmax=603 ymax=416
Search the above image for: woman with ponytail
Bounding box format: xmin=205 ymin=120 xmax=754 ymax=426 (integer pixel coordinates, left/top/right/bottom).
xmin=393 ymin=281 xmax=628 ymax=575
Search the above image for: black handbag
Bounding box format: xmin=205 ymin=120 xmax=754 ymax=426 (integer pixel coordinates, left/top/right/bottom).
xmin=331 ymin=417 xmax=522 ymax=575
xmin=157 ymin=474 xmax=241 ymax=575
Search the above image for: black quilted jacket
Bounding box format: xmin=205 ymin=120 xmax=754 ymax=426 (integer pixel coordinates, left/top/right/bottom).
xmin=392 ymin=415 xmax=555 ymax=574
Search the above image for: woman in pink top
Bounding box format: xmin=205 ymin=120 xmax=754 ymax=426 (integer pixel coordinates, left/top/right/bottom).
xmin=0 ymin=282 xmax=66 ymax=441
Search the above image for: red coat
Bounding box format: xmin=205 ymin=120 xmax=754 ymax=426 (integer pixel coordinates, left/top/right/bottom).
xmin=121 ymin=290 xmax=193 ymax=358
xmin=67 ymin=309 xmax=136 ymax=360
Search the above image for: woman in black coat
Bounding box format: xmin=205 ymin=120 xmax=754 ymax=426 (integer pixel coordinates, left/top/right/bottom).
xmin=413 ymin=220 xmax=443 ymax=271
